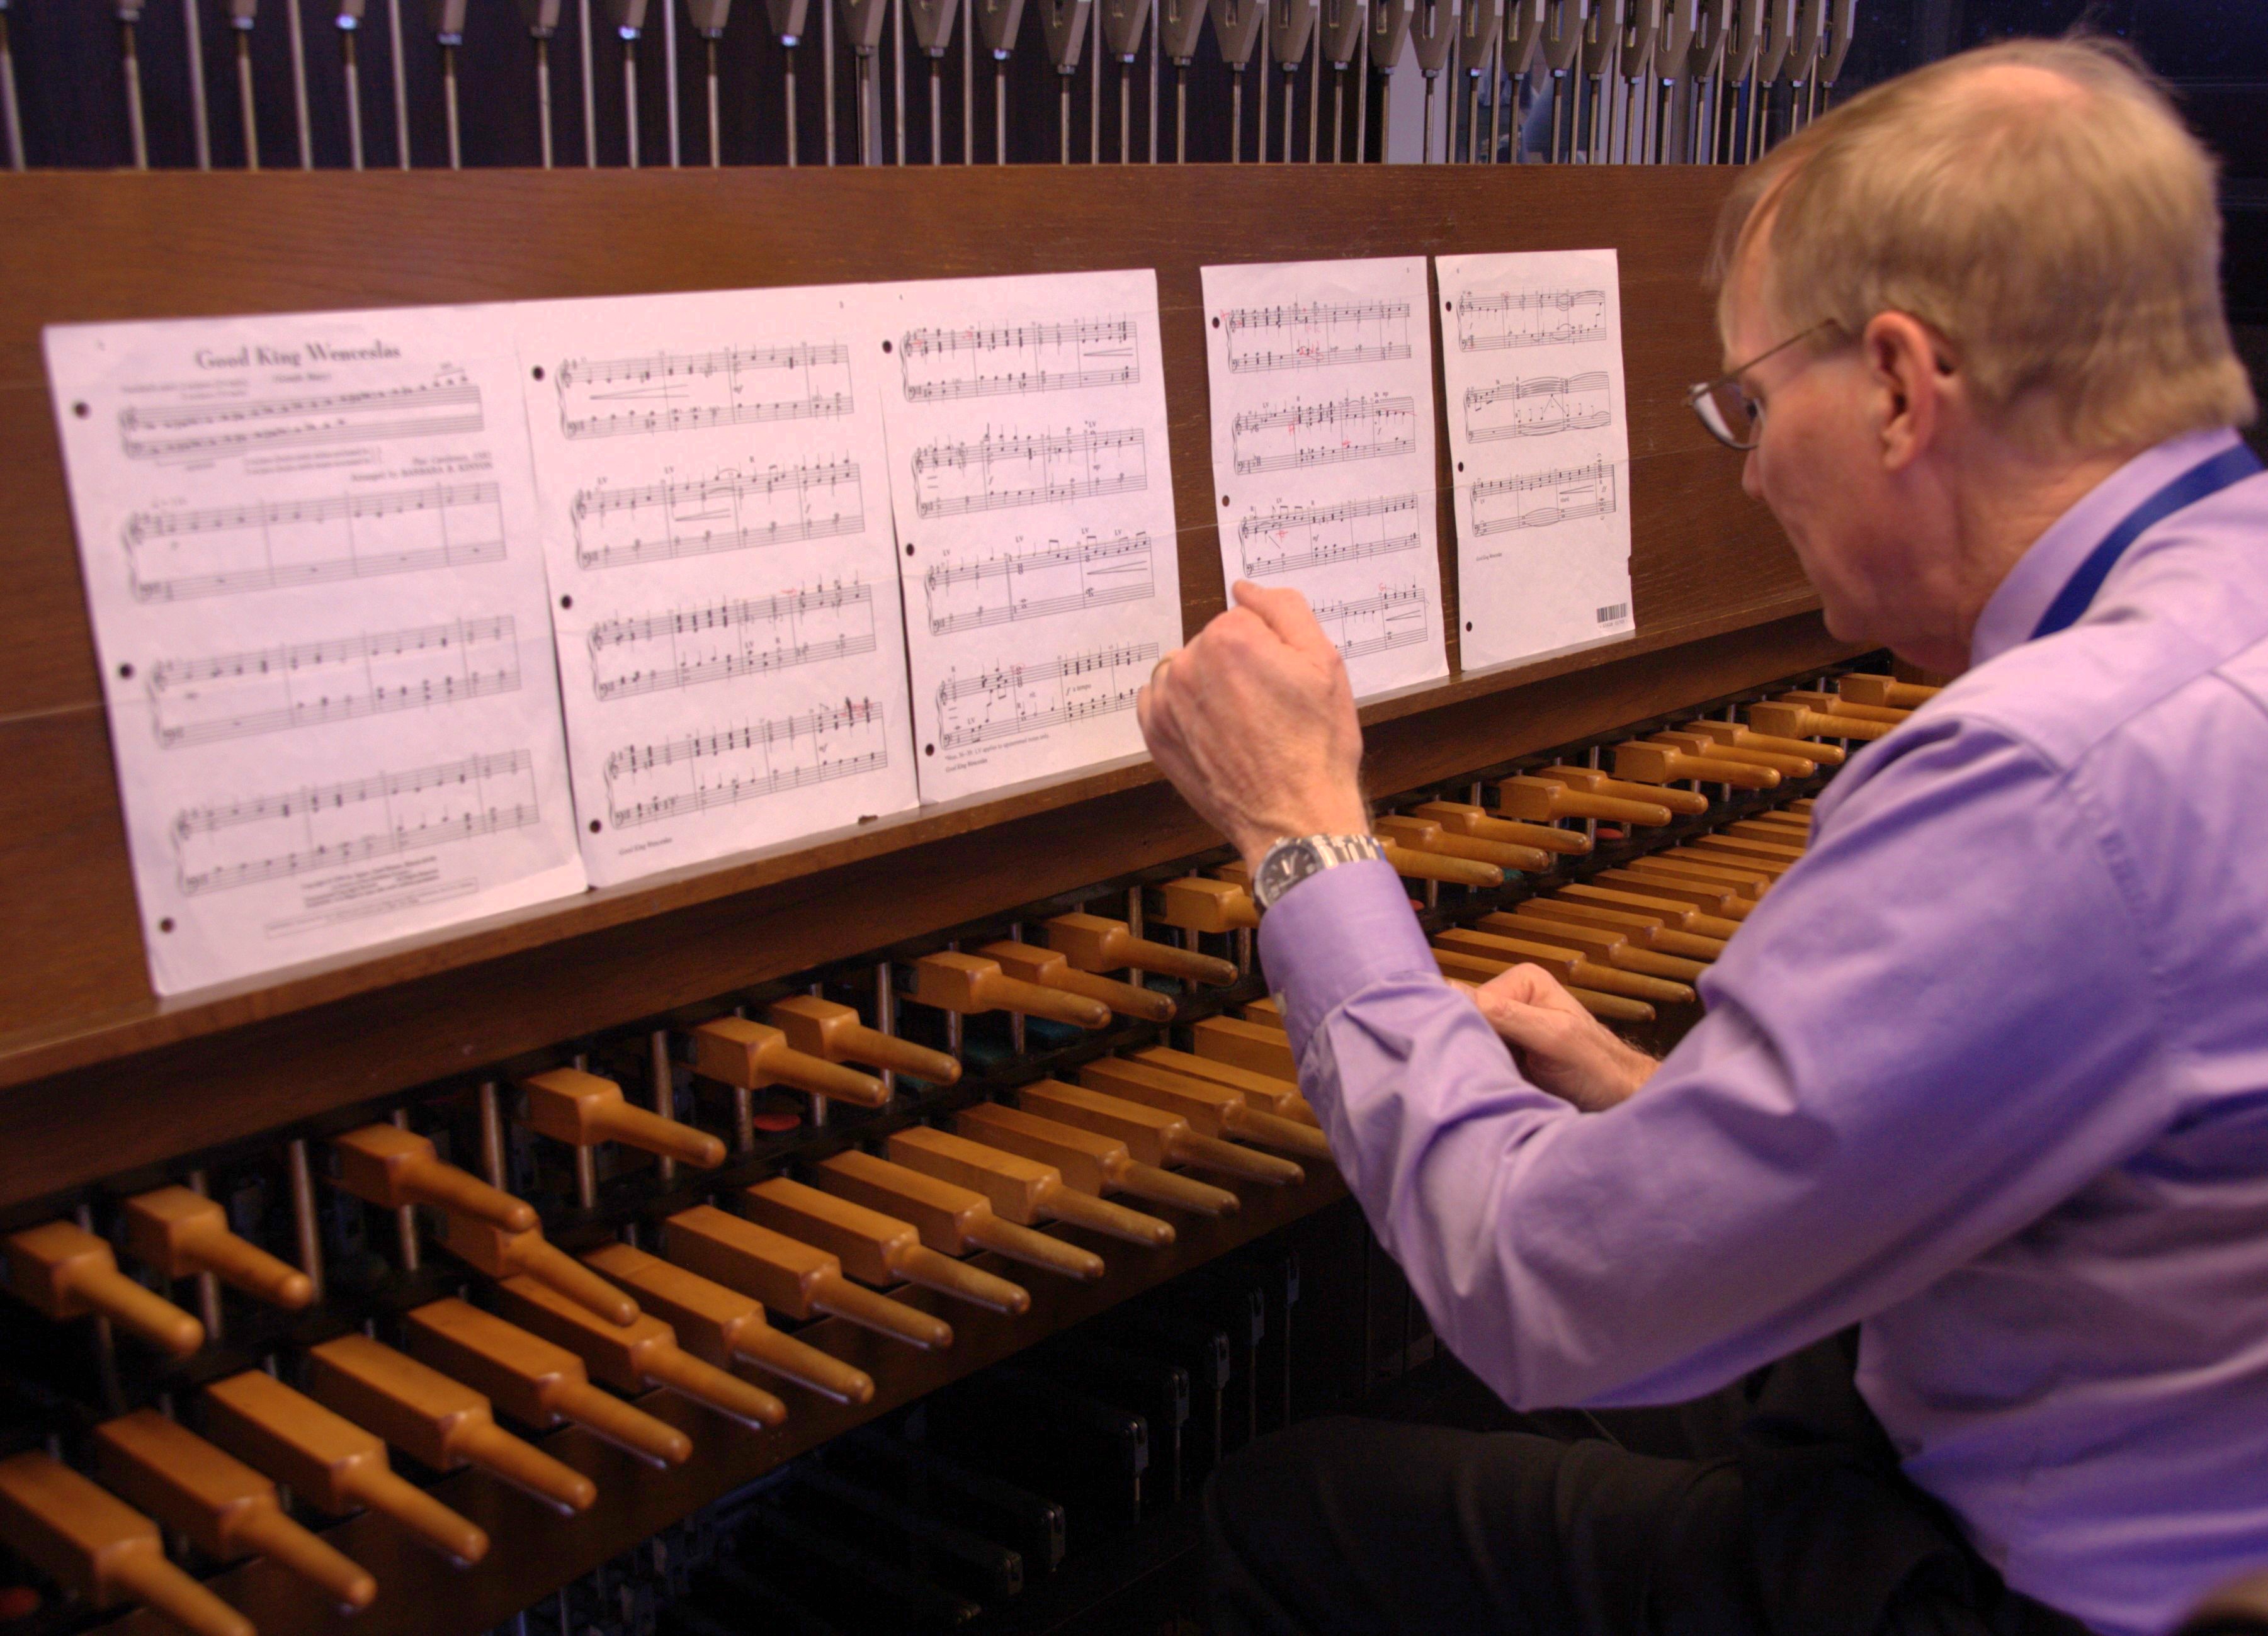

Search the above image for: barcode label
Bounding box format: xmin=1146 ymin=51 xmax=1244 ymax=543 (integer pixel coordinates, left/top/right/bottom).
xmin=1596 ymin=602 xmax=1631 ymax=625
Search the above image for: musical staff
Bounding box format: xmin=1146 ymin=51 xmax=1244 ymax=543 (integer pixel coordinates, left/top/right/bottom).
xmin=587 ymin=581 xmax=877 ymax=701
xmin=922 ymin=533 xmax=1156 ymax=637
xmin=555 ymin=342 xmax=854 ymax=439
xmin=601 ymin=699 xmax=891 ymax=829
xmin=899 ymin=319 xmax=1140 ymax=402
xmin=1472 ymin=459 xmax=1619 ymax=536
xmin=569 ymin=460 xmax=864 ymax=570
xmin=935 ymin=640 xmax=1158 ymax=752
xmin=1237 ymin=493 xmax=1422 ymax=580
xmin=1463 ymin=372 xmax=1613 ymax=442
xmin=119 ymin=375 xmax=485 ymax=464
xmin=1230 ymin=392 xmax=1418 ymax=475
xmin=1454 ymin=288 xmax=1610 ymax=353
xmin=173 ymin=748 xmax=541 ymax=896
xmin=912 ymin=425 xmax=1147 ymax=519
xmin=149 ymin=616 xmax=521 ymax=748
xmin=1311 ymin=585 xmax=1431 ymax=663
xmin=122 ymin=480 xmax=507 ymax=604
xmin=1221 ymin=301 xmax=1414 ymax=374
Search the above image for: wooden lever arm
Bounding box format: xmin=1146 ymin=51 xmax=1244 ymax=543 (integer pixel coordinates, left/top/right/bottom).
xmin=1043 ymin=912 xmax=1239 ymax=984
xmin=332 ymin=1124 xmax=537 ymax=1231
xmin=813 ymin=1271 xmax=955 ymax=1349
xmin=229 ymin=1505 xmax=379 ymax=1610
xmin=662 ymin=1205 xmax=952 ymax=1349
xmin=812 ymin=1150 xmax=1103 ymax=1281
xmin=1614 ymin=742 xmax=1779 ymax=789
xmin=891 ymin=1242 xmax=1033 ymax=1314
xmin=1376 ymin=816 xmax=1550 ymax=872
xmin=1169 ymin=1130 xmax=1303 ymax=1185
xmin=0 ymin=1453 xmax=254 ymax=1636
xmin=963 ymin=1214 xmax=1107 ymax=1281
xmin=1648 ymin=731 xmax=1816 ymax=778
xmin=122 ymin=1187 xmax=314 ymax=1309
xmin=489 ymin=1275 xmax=788 ymax=1429
xmin=742 ymin=1177 xmax=1032 ymax=1315
xmin=1745 ymin=701 xmax=1896 ymax=741
xmin=1379 ymin=840 xmax=1504 ymax=887
xmin=766 ymin=995 xmax=961 ymax=1084
xmin=101 ymin=1543 xmax=258 ymax=1636
xmin=1149 ymin=876 xmax=1261 ymax=933
xmin=1495 ymin=773 xmax=1674 ymax=826
xmin=1109 ymin=1157 xmax=1242 ymax=1217
xmin=453 ymin=1420 xmax=597 ymax=1515
xmin=4 ymin=1221 xmax=204 ymax=1357
xmin=1410 ymin=802 xmax=1592 ymax=855
xmin=734 ymin=1321 xmax=879 ymax=1403
xmin=1533 ymin=765 xmax=1712 ymax=816
xmin=640 ymin=1343 xmax=789 ymax=1428
xmin=522 ymin=1067 xmax=725 ymax=1167
xmin=884 ymin=1124 xmax=1176 ymax=1248
xmin=1779 ymin=689 xmax=1910 ymax=724
xmin=1223 ymin=1103 xmax=1334 ymax=1161
xmin=439 ymin=1215 xmax=640 ymax=1326
xmin=1681 ymin=718 xmax=1846 ymax=765
xmin=693 ymin=1016 xmax=891 ymax=1105
xmin=1840 ymin=673 xmax=1939 ymax=709
xmin=978 ymin=941 xmax=1176 ymax=1022
xmin=910 ymin=953 xmax=1113 ymax=1028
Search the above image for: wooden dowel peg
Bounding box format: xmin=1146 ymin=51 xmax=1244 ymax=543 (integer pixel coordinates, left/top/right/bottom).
xmin=4 ymin=1221 xmax=203 ymax=1358
xmin=403 ymin=1299 xmax=691 ymax=1467
xmin=1531 ymin=764 xmax=1713 ymax=816
xmin=1778 ymin=688 xmax=1910 ymax=725
xmin=491 ymin=1275 xmax=785 ymax=1430
xmin=1240 ymin=996 xmax=1285 ymax=1028
xmin=1130 ymin=1046 xmax=1317 ymax=1125
xmin=766 ymin=995 xmax=961 ymax=1085
xmin=1676 ymin=840 xmax=1793 ymax=876
xmin=1409 ymin=801 xmax=1593 ymax=855
xmin=1691 ymin=832 xmax=1803 ymax=864
xmin=582 ymin=1242 xmax=876 ymax=1404
xmin=1839 ymin=673 xmax=1939 ymax=709
xmin=0 ymin=1452 xmax=253 ymax=1636
xmin=331 ymin=1125 xmax=536 ymax=1232
xmin=521 ymin=1067 xmax=726 ymax=1170
xmin=1613 ymin=741 xmax=1779 ymax=791
xmin=201 ymin=1371 xmax=488 ymax=1566
xmin=1374 ymin=815 xmax=1549 ymax=873
xmin=1079 ymin=1058 xmax=1332 ymax=1162
xmin=1042 ymin=912 xmax=1239 ymax=985
xmin=1647 ymin=730 xmax=1816 ymax=779
xmin=1436 ymin=928 xmax=1695 ymax=1006
xmin=1019 ymin=1080 xmax=1303 ymax=1186
xmin=952 ymin=1103 xmax=1240 ymax=1218
xmin=812 ymin=1151 xmax=1106 ymax=1282
xmin=662 ymin=1205 xmax=953 ymax=1350
xmin=1378 ymin=839 xmax=1504 ymax=888
xmin=1745 ymin=700 xmax=1895 ymax=742
xmin=91 ymin=1411 xmax=377 ymax=1611
xmin=1680 ymin=718 xmax=1846 ymax=767
xmin=1148 ymin=876 xmax=1260 ymax=934
xmin=1477 ymin=911 xmax=1709 ymax=982
xmin=740 ymin=1178 xmax=1032 ymax=1315
xmin=1623 ymin=855 xmax=1768 ymax=905
xmin=976 ymin=940 xmax=1175 ymax=1022
xmin=305 ymin=1335 xmax=596 ymax=1516
xmin=884 ymin=1125 xmax=1177 ymax=1248
xmin=1526 ymin=893 xmax=1730 ymax=960
xmin=1592 ymin=868 xmax=1753 ymax=927
xmin=1495 ymin=772 xmax=1673 ymax=826
xmin=122 ymin=1187 xmax=314 ymax=1311
xmin=438 ymin=1215 xmax=639 ymax=1326
xmin=1431 ymin=947 xmax=1657 ymax=1024
xmin=691 ymin=1017 xmax=890 ymax=1107
xmin=907 ymin=952 xmax=1113 ymax=1029
xmin=1190 ymin=1015 xmax=1297 ymax=1082
xmin=1787 ymin=798 xmax=1818 ymax=815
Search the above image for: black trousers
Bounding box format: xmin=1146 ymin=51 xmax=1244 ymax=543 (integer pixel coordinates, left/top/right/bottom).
xmin=1205 ymin=1335 xmax=2095 ymax=1636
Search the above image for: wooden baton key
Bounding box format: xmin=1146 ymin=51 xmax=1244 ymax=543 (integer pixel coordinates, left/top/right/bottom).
xmin=91 ymin=1410 xmax=377 ymax=1610
xmin=521 ymin=1066 xmax=726 ymax=1169
xmin=953 ymin=1102 xmax=1241 ymax=1218
xmin=1409 ymin=801 xmax=1594 ymax=856
xmin=0 ymin=1451 xmax=252 ymax=1636
xmin=975 ymin=940 xmax=1176 ymax=1023
xmin=1647 ymin=730 xmax=1817 ymax=779
xmin=1745 ymin=699 xmax=1897 ymax=742
xmin=1840 ymin=674 xmax=1940 ymax=709
xmin=1679 ymin=838 xmax=1796 ymax=875
xmin=1242 ymin=996 xmax=1286 ymax=1028
xmin=1593 ymin=867 xmax=1753 ymax=926
xmin=1079 ymin=1058 xmax=1332 ymax=1163
xmin=1779 ymin=688 xmax=1910 ymax=725
xmin=740 ymin=1178 xmax=1033 ymax=1315
xmin=1190 ymin=1014 xmax=1298 ymax=1083
xmin=331 ymin=1124 xmax=536 ymax=1233
xmin=1495 ymin=772 xmax=1674 ymax=827
xmin=1622 ymin=855 xmax=1768 ymax=905
xmin=1613 ymin=741 xmax=1779 ymax=791
xmin=907 ymin=952 xmax=1113 ymax=1030
xmin=492 ymin=1274 xmax=786 ymax=1430
xmin=122 ymin=1187 xmax=314 ymax=1312
xmin=1148 ymin=876 xmax=1261 ymax=935
xmin=1018 ymin=1080 xmax=1304 ymax=1187
xmin=693 ymin=1016 xmax=890 ymax=1108
xmin=662 ymin=1205 xmax=953 ymax=1350
xmin=1041 ymin=912 xmax=1240 ymax=986
xmin=4 ymin=1221 xmax=203 ymax=1358
xmin=1530 ymin=764 xmax=1712 ymax=816
xmin=439 ymin=1214 xmax=640 ymax=1326
xmin=402 ymin=1299 xmax=692 ymax=1465
xmin=1430 ymin=943 xmax=1657 ymax=1024
xmin=811 ymin=1150 xmax=1106 ymax=1282
xmin=1378 ymin=837 xmax=1505 ymax=888
xmin=766 ymin=995 xmax=962 ymax=1085
xmin=1131 ymin=1046 xmax=1319 ymax=1126
xmin=1727 ymin=818 xmax=1810 ymax=846
xmin=582 ymin=1242 xmax=876 ymax=1404
xmin=885 ymin=1125 xmax=1177 ymax=1248
xmin=1373 ymin=815 xmax=1550 ymax=873
xmin=305 ymin=1334 xmax=596 ymax=1516
xmin=1679 ymin=718 xmax=1846 ymax=767
xmin=1477 ymin=910 xmax=1710 ymax=983
xmin=201 ymin=1370 xmax=489 ymax=1567
xmin=1524 ymin=892 xmax=1731 ymax=959
xmin=1437 ymin=927 xmax=1694 ymax=1006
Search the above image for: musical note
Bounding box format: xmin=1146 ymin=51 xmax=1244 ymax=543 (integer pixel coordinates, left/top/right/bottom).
xmin=1310 ymin=585 xmax=1431 ymax=663
xmin=1471 ymin=459 xmax=1619 ymax=536
xmin=1220 ymin=301 xmax=1414 ymax=374
xmin=122 ymin=480 xmax=507 ymax=604
xmin=569 ymin=460 xmax=864 ymax=570
xmin=898 ymin=317 xmax=1140 ymax=402
xmin=555 ymin=342 xmax=854 ymax=438
xmin=1463 ymin=373 xmax=1612 ymax=442
xmin=119 ymin=374 xmax=485 ymax=463
xmin=1230 ymin=392 xmax=1418 ymax=475
xmin=172 ymin=748 xmax=542 ymax=896
xmin=911 ymin=425 xmax=1147 ymax=518
xmin=922 ymin=533 xmax=1155 ymax=636
xmin=587 ymin=581 xmax=878 ymax=701
xmin=1237 ymin=493 xmax=1422 ymax=580
xmin=149 ymin=615 xmax=521 ymax=748
xmin=1454 ymin=288 xmax=1610 ymax=353
xmin=601 ymin=699 xmax=890 ymax=828
xmin=934 ymin=640 xmax=1159 ymax=751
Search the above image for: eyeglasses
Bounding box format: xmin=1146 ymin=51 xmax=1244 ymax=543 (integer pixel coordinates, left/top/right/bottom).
xmin=1687 ymin=320 xmax=1842 ymax=451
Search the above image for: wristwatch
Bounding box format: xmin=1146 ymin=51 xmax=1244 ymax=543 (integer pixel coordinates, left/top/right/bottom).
xmin=1252 ymin=833 xmax=1389 ymax=913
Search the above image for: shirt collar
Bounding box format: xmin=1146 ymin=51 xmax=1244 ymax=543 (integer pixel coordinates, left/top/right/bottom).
xmin=1968 ymin=427 xmax=2243 ymax=670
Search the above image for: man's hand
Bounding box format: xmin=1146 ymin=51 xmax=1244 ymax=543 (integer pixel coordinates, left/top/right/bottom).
xmin=1460 ymin=964 xmax=1657 ymax=1112
xmin=1137 ymin=580 xmax=1369 ymax=872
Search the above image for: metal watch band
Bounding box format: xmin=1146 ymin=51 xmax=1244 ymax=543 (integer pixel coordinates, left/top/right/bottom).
xmin=1252 ymin=833 xmax=1388 ymax=913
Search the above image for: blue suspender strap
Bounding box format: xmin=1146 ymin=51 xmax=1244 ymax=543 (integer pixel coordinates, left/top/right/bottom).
xmin=2030 ymin=442 xmax=2264 ymax=641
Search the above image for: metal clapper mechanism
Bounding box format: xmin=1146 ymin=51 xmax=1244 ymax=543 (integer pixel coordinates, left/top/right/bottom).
xmin=1159 ymin=0 xmax=1208 ymax=159
xmin=1317 ymin=0 xmax=1366 ymax=162
xmin=1206 ymin=0 xmax=1268 ymax=161
xmin=1101 ymin=0 xmax=1152 ymax=162
xmin=1264 ymin=0 xmax=1315 ymax=162
xmin=1408 ymin=0 xmax=1458 ymax=161
xmin=909 ymin=0 xmax=963 ymax=159
xmin=1037 ymin=0 xmax=1096 ymax=160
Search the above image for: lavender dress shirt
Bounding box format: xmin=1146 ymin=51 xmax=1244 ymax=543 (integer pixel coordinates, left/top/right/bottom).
xmin=1261 ymin=429 xmax=2268 ymax=1636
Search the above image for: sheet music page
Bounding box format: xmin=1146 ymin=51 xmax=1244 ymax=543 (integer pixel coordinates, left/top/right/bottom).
xmin=1434 ymin=249 xmax=1638 ymax=672
xmin=44 ymin=308 xmax=587 ymax=996
xmin=863 ymin=269 xmax=1186 ymax=804
xmin=1199 ymin=257 xmax=1448 ymax=699
xmin=511 ymin=286 xmax=919 ymax=887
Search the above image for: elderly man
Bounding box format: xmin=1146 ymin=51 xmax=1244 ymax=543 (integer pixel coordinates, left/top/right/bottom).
xmin=1138 ymin=37 xmax=2268 ymax=1636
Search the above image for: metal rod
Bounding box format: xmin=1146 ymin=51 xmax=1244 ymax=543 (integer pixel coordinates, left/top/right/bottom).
xmin=1307 ymin=23 xmax=1319 ymax=161
xmin=1280 ymin=68 xmax=1291 ymax=162
xmin=962 ymin=13 xmax=972 ymax=159
xmin=1331 ymin=70 xmax=1342 ymax=161
xmin=646 ymin=1034 xmax=676 ymax=1185
xmin=0 ymin=9 xmax=18 ymax=171
xmin=994 ymin=58 xmax=1005 ymax=160
xmin=1355 ymin=20 xmax=1368 ymax=159
xmin=1229 ymin=67 xmax=1240 ymax=162
xmin=183 ymin=0 xmax=212 ymax=168
xmin=1058 ymin=72 xmax=1069 ymax=161
xmin=1488 ymin=39 xmax=1503 ymax=161
xmin=892 ymin=0 xmax=906 ymax=161
xmin=708 ymin=38 xmax=721 ymax=163
xmin=1089 ymin=0 xmax=1100 ymax=160
xmin=388 ymin=1109 xmax=421 ymax=1272
xmin=441 ymin=41 xmax=460 ymax=167
xmin=823 ymin=0 xmax=836 ymax=162
xmin=477 ymin=1081 xmax=509 ymax=1188
xmin=1420 ymin=74 xmax=1432 ymax=161
xmin=581 ymin=0 xmax=598 ymax=162
xmin=785 ymin=43 xmax=798 ymax=162
xmin=931 ymin=58 xmax=941 ymax=161
xmin=387 ymin=0 xmax=409 ymax=164
xmin=184 ymin=1170 xmax=225 ymax=1341
xmin=872 ymin=963 xmax=899 ymax=1098
xmin=574 ymin=1144 xmax=599 ymax=1210
xmin=283 ymin=0 xmax=312 ymax=165
xmin=1147 ymin=14 xmax=1156 ymax=160
xmin=1174 ymin=62 xmax=1185 ymax=160
xmin=286 ymin=1139 xmax=325 ymax=1301
xmin=665 ymin=0 xmax=681 ymax=163
xmin=1119 ymin=63 xmax=1129 ymax=161
xmin=1257 ymin=48 xmax=1267 ymax=159
xmin=122 ymin=21 xmax=150 ymax=169
xmin=235 ymin=28 xmax=260 ymax=169
xmin=77 ymin=1204 xmax=125 ymax=1416
xmin=624 ymin=37 xmax=640 ymax=165
xmin=534 ymin=35 xmax=552 ymax=165
xmin=856 ymin=52 xmax=871 ymax=162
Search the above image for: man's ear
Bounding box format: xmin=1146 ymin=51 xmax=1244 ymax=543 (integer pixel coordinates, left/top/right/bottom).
xmin=1861 ymin=312 xmax=1946 ymax=473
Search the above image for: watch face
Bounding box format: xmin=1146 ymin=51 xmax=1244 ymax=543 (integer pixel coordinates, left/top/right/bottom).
xmin=1256 ymin=839 xmax=1318 ymax=910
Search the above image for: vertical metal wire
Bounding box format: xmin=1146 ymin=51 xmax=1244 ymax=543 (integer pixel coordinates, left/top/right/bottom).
xmin=581 ymin=0 xmax=598 ymax=162
xmin=963 ymin=15 xmax=973 ymax=159
xmin=623 ymin=38 xmax=640 ymax=166
xmin=1088 ymin=1 xmax=1101 ymax=161
xmin=533 ymin=35 xmax=552 ymax=165
xmin=785 ymin=43 xmax=798 ymax=163
xmin=665 ymin=0 xmax=682 ymax=162
xmin=387 ymin=1109 xmax=421 ymax=1272
xmin=824 ymin=0 xmax=837 ymax=162
xmin=708 ymin=39 xmax=721 ymax=162
xmin=285 ymin=0 xmax=312 ymax=165
xmin=1147 ymin=14 xmax=1157 ymax=160
xmin=286 ymin=1139 xmax=324 ymax=1301
xmin=1354 ymin=19 xmax=1368 ymax=160
xmin=441 ymin=42 xmax=460 ymax=167
xmin=387 ymin=0 xmax=409 ymax=164
xmin=184 ymin=0 xmax=213 ymax=168
xmin=1307 ymin=24 xmax=1319 ymax=161
xmin=234 ymin=29 xmax=260 ymax=169
xmin=892 ymin=0 xmax=906 ymax=159
xmin=0 ymin=8 xmax=19 ymax=170
xmin=122 ymin=21 xmax=151 ymax=168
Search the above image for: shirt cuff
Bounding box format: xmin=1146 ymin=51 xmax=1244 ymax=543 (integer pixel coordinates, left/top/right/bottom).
xmin=1257 ymin=858 xmax=1443 ymax=1064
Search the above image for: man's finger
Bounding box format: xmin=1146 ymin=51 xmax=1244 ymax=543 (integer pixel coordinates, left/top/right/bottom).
xmin=1230 ymin=580 xmax=1342 ymax=666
